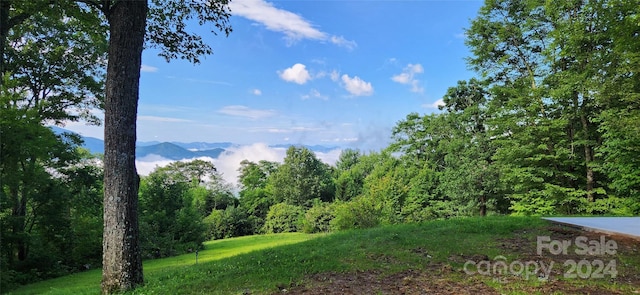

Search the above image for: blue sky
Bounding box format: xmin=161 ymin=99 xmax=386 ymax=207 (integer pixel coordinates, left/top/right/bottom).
xmin=66 ymin=0 xmax=483 ymax=152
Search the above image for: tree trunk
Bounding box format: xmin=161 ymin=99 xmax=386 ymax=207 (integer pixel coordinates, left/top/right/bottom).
xmin=580 ymin=114 xmax=595 ymax=202
xmin=479 ymin=195 xmax=487 ymax=217
xmin=101 ymin=1 xmax=147 ymax=293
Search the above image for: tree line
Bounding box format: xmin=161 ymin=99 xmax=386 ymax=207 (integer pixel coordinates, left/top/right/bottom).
xmin=1 ymin=0 xmax=638 ymax=292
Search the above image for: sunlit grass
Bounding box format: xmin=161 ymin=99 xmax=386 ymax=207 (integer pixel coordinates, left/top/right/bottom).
xmin=10 ymin=217 xmax=639 ymax=295
xmin=8 ymin=233 xmax=316 ymax=295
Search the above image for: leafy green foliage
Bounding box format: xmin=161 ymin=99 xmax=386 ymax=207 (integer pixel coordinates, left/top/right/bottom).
xmin=1 ymin=0 xmax=235 ymax=292
xmin=462 ymin=0 xmax=640 ymax=215
xmin=262 ymin=203 xmax=304 ymax=234
xmin=334 ymin=149 xmax=378 ymax=202
xmin=139 ymin=162 xmax=215 ymax=259
xmin=330 ymin=198 xmax=380 ymax=231
xmin=237 ymin=160 xmax=279 ymax=231
xmin=146 ymin=0 xmax=233 ymax=64
xmin=270 ymin=146 xmax=335 ymax=207
xmin=238 ymin=159 xmax=278 ymax=191
xmin=301 ymin=201 xmax=335 ymax=233
xmin=204 ymin=206 xmax=254 ymax=240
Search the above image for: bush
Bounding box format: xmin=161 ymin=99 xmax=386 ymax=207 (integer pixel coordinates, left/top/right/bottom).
xmin=262 ymin=203 xmax=303 ymax=233
xmin=330 ymin=197 xmax=380 ymax=231
xmin=141 ymin=205 xmax=205 ymax=258
xmin=401 ymin=200 xmax=438 ymax=223
xmin=301 ymin=201 xmax=335 ymax=233
xmin=204 ymin=206 xmax=253 ymax=240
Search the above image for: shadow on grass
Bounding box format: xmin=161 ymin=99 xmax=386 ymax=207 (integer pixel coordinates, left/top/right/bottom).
xmin=9 ymin=216 xmax=550 ymax=295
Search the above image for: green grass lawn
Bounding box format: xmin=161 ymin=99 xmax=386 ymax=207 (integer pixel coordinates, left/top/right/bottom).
xmin=7 ymin=233 xmax=315 ymax=295
xmin=8 ymin=216 xmax=639 ymax=295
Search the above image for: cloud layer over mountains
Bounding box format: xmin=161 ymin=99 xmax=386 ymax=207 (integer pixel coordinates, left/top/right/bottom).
xmin=136 ymin=143 xmax=342 ymax=188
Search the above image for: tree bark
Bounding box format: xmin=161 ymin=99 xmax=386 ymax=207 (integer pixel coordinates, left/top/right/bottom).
xmin=101 ymin=1 xmax=147 ymax=293
xmin=581 ymin=113 xmax=595 ymax=202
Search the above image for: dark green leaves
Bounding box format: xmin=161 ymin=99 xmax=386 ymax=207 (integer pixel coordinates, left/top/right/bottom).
xmin=146 ymin=0 xmax=232 ymax=63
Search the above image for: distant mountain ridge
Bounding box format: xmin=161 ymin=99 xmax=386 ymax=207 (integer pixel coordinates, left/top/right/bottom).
xmin=136 ymin=142 xmax=224 ymax=160
xmin=49 ymin=126 xmax=339 ymax=160
xmin=50 ymin=126 xmax=228 ymax=159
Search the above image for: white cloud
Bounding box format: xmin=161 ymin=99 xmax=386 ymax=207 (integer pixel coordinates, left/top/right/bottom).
xmin=140 ymin=64 xmax=158 ymax=73
xmin=136 ymin=143 xmax=343 ymax=188
xmin=330 ymin=70 xmax=340 ymax=82
xmin=211 ymin=143 xmax=287 ymax=187
xmin=391 ymin=73 xmax=411 ymax=84
xmin=330 ymin=36 xmax=357 ymax=50
xmin=291 ymin=126 xmax=321 ymax=132
xmin=229 ymin=0 xmax=356 ymax=49
xmin=314 ymin=149 xmax=342 ymax=167
xmin=341 ymin=74 xmax=373 ymax=96
xmin=279 ymin=63 xmax=311 ymax=84
xmin=423 ymin=99 xmax=445 ymax=109
xmin=267 ymin=128 xmax=290 ymax=133
xmin=301 ymin=89 xmax=328 ymax=100
xmin=410 ymin=82 xmax=424 ymax=94
xmin=136 ymin=155 xmax=174 ymax=176
xmin=392 ymin=63 xmax=424 ymax=93
xmin=137 ymin=115 xmax=192 ymax=123
xmin=212 ymin=144 xmax=342 ymax=186
xmin=230 ymin=0 xmax=324 ymax=41
xmin=218 ymin=105 xmax=276 ymax=120
xmin=252 ymin=89 xmax=262 ymax=96
xmin=263 ymin=126 xmax=322 ymax=133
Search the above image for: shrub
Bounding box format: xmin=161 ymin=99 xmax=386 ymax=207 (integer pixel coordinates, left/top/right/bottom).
xmin=204 ymin=209 xmax=225 ymax=240
xmin=262 ymin=203 xmax=303 ymax=233
xmin=330 ymin=197 xmax=380 ymax=231
xmin=204 ymin=206 xmax=253 ymax=240
xmin=301 ymin=201 xmax=335 ymax=233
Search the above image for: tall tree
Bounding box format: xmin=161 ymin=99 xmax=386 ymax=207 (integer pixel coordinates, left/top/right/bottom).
xmin=238 ymin=160 xmax=278 ymax=191
xmin=466 ymin=0 xmax=587 ymax=214
xmin=465 ymin=0 xmax=640 ymax=214
xmin=270 ymin=146 xmax=335 ymax=207
xmin=0 ymin=2 xmax=106 ymax=278
xmin=544 ymin=0 xmax=607 ymax=203
xmin=594 ymin=0 xmax=640 ymax=211
xmin=75 ymin=1 xmax=232 ymax=292
xmin=139 ymin=165 xmax=206 ymax=259
xmin=100 ymin=2 xmax=148 ymax=292
xmin=438 ymin=79 xmax=501 ymax=216
xmin=2 ymin=1 xmax=232 ymax=292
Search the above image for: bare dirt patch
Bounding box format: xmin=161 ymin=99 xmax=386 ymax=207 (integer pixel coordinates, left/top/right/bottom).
xmin=282 ymin=268 xmax=498 ymax=295
xmin=278 ymin=225 xmax=640 ymax=295
xmin=496 ymin=225 xmax=640 ymax=286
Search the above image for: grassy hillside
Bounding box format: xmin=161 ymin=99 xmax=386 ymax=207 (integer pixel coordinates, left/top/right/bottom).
xmin=7 ymin=233 xmax=314 ymax=295
xmin=8 ymin=217 xmax=640 ymax=295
